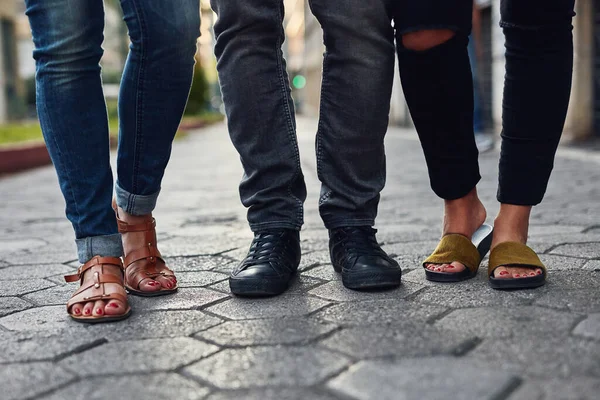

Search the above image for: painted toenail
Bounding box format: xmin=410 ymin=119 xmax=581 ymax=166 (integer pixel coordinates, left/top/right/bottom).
xmin=515 ymin=274 xmax=520 ymax=277
xmin=537 ymin=270 xmax=542 ymax=275
xmin=447 ymin=265 xmax=455 ymax=269
xmin=96 ymin=309 xmax=103 ymax=315
xmin=166 ymin=283 xmax=172 ymax=288
xmin=108 ymin=303 xmax=119 ymax=308
xmin=84 ymin=310 xmax=91 ymax=315
xmin=499 ymin=271 xmax=509 ymax=276
xmin=148 ymin=281 xmax=158 ymax=286
xmin=73 ymin=309 xmax=81 ymax=314
xmin=530 ymin=272 xmax=535 ymax=276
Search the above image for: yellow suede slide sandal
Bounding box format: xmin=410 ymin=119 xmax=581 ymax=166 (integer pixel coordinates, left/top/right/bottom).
xmin=488 ymin=242 xmax=546 ymax=290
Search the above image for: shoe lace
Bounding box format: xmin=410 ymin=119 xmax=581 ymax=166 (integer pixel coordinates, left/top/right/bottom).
xmin=241 ymin=230 xmax=293 ymax=268
xmin=336 ymin=227 xmax=386 ymax=257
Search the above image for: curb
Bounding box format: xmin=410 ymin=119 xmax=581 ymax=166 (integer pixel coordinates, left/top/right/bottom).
xmin=0 ymin=142 xmax=51 ymax=174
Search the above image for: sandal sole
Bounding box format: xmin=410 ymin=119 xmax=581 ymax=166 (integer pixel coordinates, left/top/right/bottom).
xmin=125 ymin=285 xmax=178 ymax=297
xmin=489 ymin=274 xmax=546 ymax=290
xmin=70 ymin=307 xmax=132 ymax=324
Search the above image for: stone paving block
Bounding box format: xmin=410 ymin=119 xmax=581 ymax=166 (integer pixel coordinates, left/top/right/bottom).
xmin=2 ymin=250 xmax=76 ymax=265
xmin=316 ymin=299 xmax=447 ymax=326
xmin=534 ymin=289 xmax=600 ymax=313
xmin=205 ymin=388 xmax=340 ymax=400
xmin=538 ymin=254 xmax=588 ymax=270
xmin=582 ymin=259 xmax=600 ymax=271
xmin=23 ymin=284 xmax=75 ymax=306
xmin=127 ymin=288 xmax=229 ymax=311
xmin=196 ymin=318 xmax=338 ymax=347
xmin=0 ymin=334 xmax=105 ymax=363
xmin=436 ymin=307 xmax=583 ymax=339
xmin=0 ymin=237 xmax=46 ymax=253
xmin=320 ymin=322 xmax=474 ymax=359
xmin=573 ymin=313 xmax=600 ymax=341
xmin=0 ymin=305 xmax=89 ymax=334
xmin=95 ymin=310 xmax=223 ymax=340
xmin=205 ymin=294 xmax=331 ymax=320
xmin=509 ymin=378 xmax=600 ymax=400
xmin=528 ymin=224 xmax=586 ymax=236
xmin=327 ymin=357 xmax=519 ymax=400
xmin=550 ymin=242 xmax=600 ymax=258
xmin=59 ymin=337 xmax=219 ymax=376
xmin=298 ymin=251 xmax=334 ymax=270
xmin=308 ymin=280 xmax=424 ymax=302
xmin=380 ymin=240 xmax=439 ymax=261
xmin=42 ymin=373 xmax=210 ymax=400
xmin=468 ymin=336 xmax=600 ymax=378
xmin=165 ymin=255 xmax=236 ymax=272
xmin=3 ymin=362 xmax=74 ymax=400
xmin=0 ymin=296 xmax=32 ymax=317
xmin=160 ymin=235 xmax=241 ymax=257
xmin=0 ymin=278 xmax=55 ymax=296
xmin=302 ymin=265 xmax=337 ymax=282
xmin=183 ymin=346 xmax=350 ymax=389
xmin=534 ymin=270 xmax=600 ymax=292
xmin=175 ymin=270 xmax=229 ymax=287
xmin=0 ymin=263 xmax=74 ymax=280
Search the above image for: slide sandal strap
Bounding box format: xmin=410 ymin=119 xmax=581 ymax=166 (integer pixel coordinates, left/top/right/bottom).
xmin=423 ymin=234 xmax=481 ymax=274
xmin=488 ymin=242 xmax=546 ymax=277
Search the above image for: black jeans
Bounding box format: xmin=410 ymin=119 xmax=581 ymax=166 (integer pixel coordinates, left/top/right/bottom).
xmin=211 ymin=0 xmax=398 ymax=231
xmin=397 ymin=0 xmax=575 ymax=206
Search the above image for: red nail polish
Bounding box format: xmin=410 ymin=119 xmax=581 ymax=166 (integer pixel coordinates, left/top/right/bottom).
xmin=148 ymin=281 xmax=158 ymax=286
xmin=108 ymin=303 xmax=119 ymax=308
xmin=73 ymin=309 xmax=81 ymax=314
xmin=537 ymin=270 xmax=542 ymax=275
xmin=96 ymin=309 xmax=103 ymax=315
xmin=530 ymin=272 xmax=535 ymax=276
xmin=515 ymin=274 xmax=520 ymax=278
xmin=166 ymin=283 xmax=172 ymax=288
xmin=84 ymin=309 xmax=91 ymax=315
xmin=447 ymin=265 xmax=455 ymax=269
xmin=499 ymin=271 xmax=509 ymax=276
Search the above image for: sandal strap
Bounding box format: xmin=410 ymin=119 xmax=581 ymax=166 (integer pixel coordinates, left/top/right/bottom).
xmin=126 ymin=261 xmax=175 ymax=290
xmin=123 ymin=246 xmax=164 ymax=268
xmin=116 ymin=217 xmax=156 ymax=233
xmin=488 ymin=242 xmax=546 ymax=277
xmin=64 ymin=256 xmax=124 ymax=283
xmin=66 ymin=261 xmax=128 ymax=313
xmin=423 ymin=234 xmax=482 ymax=274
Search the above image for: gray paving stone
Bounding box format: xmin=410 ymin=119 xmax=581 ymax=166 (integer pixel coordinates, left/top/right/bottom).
xmin=528 ymin=224 xmax=586 ymax=236
xmin=302 ymin=265 xmax=337 ymax=281
xmin=164 ymin=255 xmax=235 ymax=272
xmin=160 ymin=235 xmax=241 ymax=257
xmin=0 ymin=278 xmax=55 ymax=296
xmin=0 ymin=305 xmax=80 ymax=333
xmin=436 ymin=307 xmax=583 ymax=339
xmin=175 ymin=270 xmax=229 ymax=287
xmin=183 ymin=346 xmax=350 ymax=389
xmin=23 ymin=284 xmax=75 ymax=306
xmin=327 ymin=357 xmax=519 ymax=400
xmin=468 ymin=336 xmax=600 ymax=378
xmin=95 ymin=310 xmax=223 ymax=340
xmin=0 ymin=296 xmax=32 ymax=317
xmin=59 ymin=337 xmax=219 ymax=376
xmin=41 ymin=373 xmax=210 ymax=400
xmin=538 ymin=254 xmax=588 ymax=270
xmin=2 ymin=362 xmax=74 ymax=400
xmin=509 ymin=378 xmax=600 ymax=400
xmin=573 ymin=314 xmax=600 ymax=341
xmin=205 ymin=388 xmax=340 ymax=400
xmin=205 ymin=295 xmax=331 ymax=320
xmin=127 ymin=288 xmax=229 ymax=311
xmin=316 ymin=299 xmax=447 ymax=326
xmin=0 ymin=263 xmax=74 ymax=280
xmin=0 ymin=237 xmax=47 ymax=253
xmin=550 ymin=242 xmax=600 ymax=258
xmin=2 ymin=250 xmax=76 ymax=265
xmin=320 ymin=322 xmax=474 ymax=359
xmin=308 ymin=280 xmax=424 ymax=302
xmin=298 ymin=251 xmax=333 ymax=270
xmin=0 ymin=334 xmax=106 ymax=363
xmin=582 ymin=259 xmax=600 ymax=271
xmin=196 ymin=318 xmax=337 ymax=347
xmin=534 ymin=289 xmax=600 ymax=313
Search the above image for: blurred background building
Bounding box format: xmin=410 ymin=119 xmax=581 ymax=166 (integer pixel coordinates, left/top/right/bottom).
xmin=1 ymin=0 xmax=599 ymax=141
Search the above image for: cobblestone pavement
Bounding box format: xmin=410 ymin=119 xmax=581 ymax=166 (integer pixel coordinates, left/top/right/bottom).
xmin=1 ymin=118 xmax=599 ymax=400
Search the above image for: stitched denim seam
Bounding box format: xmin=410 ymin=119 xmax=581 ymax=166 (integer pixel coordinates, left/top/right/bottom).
xmin=130 ymin=0 xmax=147 ymax=201
xmin=275 ymin=4 xmax=303 ymax=225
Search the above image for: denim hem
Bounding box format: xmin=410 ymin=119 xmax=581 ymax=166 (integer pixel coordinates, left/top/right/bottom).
xmin=75 ymin=233 xmax=123 ymax=264
xmin=496 ymin=194 xmax=541 ymax=207
xmin=249 ymin=220 xmax=302 ymax=232
xmin=115 ymin=181 xmax=160 ymax=216
xmin=324 ymin=218 xmax=375 ymax=230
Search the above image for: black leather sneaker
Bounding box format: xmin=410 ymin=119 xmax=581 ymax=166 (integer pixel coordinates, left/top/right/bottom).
xmin=329 ymin=226 xmax=401 ymax=290
xmin=229 ymin=229 xmax=301 ymax=296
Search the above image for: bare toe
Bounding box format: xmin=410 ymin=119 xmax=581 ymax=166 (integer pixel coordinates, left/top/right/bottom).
xmin=71 ymin=303 xmax=83 ymax=316
xmin=138 ymin=278 xmax=162 ymax=292
xmin=445 ymin=261 xmax=466 ymax=273
xmin=82 ymin=302 xmax=94 ymax=316
xmin=93 ymin=300 xmax=105 ymax=317
xmin=154 ymin=275 xmax=175 ymax=290
xmin=493 ymin=266 xmax=510 ymax=279
xmin=105 ymin=299 xmax=126 ymax=316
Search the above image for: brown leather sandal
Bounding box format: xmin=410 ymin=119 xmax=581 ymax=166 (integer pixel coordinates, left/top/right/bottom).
xmin=113 ymin=203 xmax=178 ymax=297
xmin=65 ymin=256 xmax=131 ymax=324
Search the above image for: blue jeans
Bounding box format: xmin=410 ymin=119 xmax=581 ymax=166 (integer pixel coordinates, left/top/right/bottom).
xmin=211 ymin=0 xmax=396 ymax=230
xmin=25 ymin=0 xmax=200 ymax=262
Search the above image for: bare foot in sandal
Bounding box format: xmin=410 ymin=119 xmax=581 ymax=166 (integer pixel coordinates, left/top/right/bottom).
xmin=425 ymin=187 xmax=487 ymax=274
xmin=491 ymin=204 xmax=543 ymax=279
xmin=114 ymin=203 xmax=178 ymax=296
xmin=66 ymin=256 xmax=130 ymax=323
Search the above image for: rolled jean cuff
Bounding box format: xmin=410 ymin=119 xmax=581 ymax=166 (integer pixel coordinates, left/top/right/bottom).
xmin=75 ymin=233 xmax=123 ymax=264
xmin=115 ymin=181 xmax=160 ymax=216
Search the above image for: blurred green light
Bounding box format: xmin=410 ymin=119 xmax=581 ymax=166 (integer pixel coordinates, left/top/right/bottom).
xmin=293 ymin=75 xmax=306 ymax=89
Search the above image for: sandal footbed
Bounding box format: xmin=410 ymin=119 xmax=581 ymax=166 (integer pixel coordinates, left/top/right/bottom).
xmin=70 ymin=307 xmax=132 ymax=324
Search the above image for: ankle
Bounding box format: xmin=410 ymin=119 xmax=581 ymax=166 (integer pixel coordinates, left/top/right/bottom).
xmin=117 ymin=206 xmax=151 ymax=224
xmin=442 ymin=188 xmax=486 ymax=237
xmin=492 ymin=204 xmax=532 ymax=246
